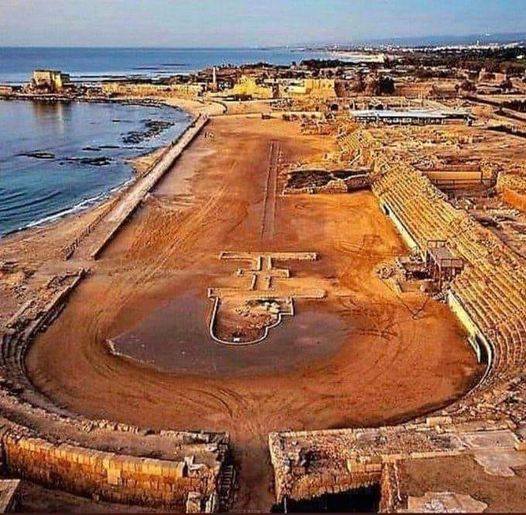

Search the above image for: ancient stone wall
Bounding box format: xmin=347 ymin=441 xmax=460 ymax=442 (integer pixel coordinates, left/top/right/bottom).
xmin=102 ymin=82 xmax=203 ymax=99
xmin=2 ymin=430 xmax=217 ymax=509
xmin=269 ymin=421 xmax=521 ymax=507
xmin=268 ymin=128 xmax=526 ymax=508
xmin=224 ymin=76 xmax=273 ymax=99
xmin=379 ymin=463 xmax=401 ymax=513
xmin=356 ymin=128 xmax=526 ymax=399
xmin=90 ymin=114 xmax=209 ymax=259
xmin=498 ymin=173 xmax=526 ymax=212
xmin=284 ymin=174 xmax=370 ymax=195
xmin=502 ymin=188 xmax=526 ymax=211
xmin=0 ymin=115 xmax=227 ymax=511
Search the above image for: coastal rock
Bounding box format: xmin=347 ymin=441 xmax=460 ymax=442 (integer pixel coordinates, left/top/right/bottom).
xmin=63 ymin=156 xmax=113 ymax=166
xmin=122 ymin=119 xmax=174 ymax=145
xmin=18 ymin=151 xmax=55 ymax=159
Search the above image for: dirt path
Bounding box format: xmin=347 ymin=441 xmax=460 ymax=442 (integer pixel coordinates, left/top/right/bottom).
xmin=260 ymin=140 xmax=281 ymax=241
xmin=26 ymin=116 xmax=483 ymax=511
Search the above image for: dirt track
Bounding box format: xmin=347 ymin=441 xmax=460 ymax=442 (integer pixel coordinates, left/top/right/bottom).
xmin=26 ymin=116 xmax=482 ymax=511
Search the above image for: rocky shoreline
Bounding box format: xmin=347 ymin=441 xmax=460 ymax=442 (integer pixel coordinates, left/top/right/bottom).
xmin=1 ymin=95 xmax=193 ymax=239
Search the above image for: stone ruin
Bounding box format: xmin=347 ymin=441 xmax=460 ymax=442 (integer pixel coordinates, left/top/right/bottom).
xmin=1 ymin=120 xmax=526 ymax=512
xmin=0 ymin=266 xmax=231 ymax=512
xmin=208 ymin=252 xmax=325 ymax=345
xmin=267 ymin=128 xmax=526 ymax=512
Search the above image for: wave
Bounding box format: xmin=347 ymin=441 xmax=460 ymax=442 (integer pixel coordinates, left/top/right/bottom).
xmin=0 ymin=188 xmax=26 ymax=202
xmin=0 ymin=98 xmax=190 ymax=237
xmin=0 ymin=189 xmax=62 ymax=213
xmin=22 ymin=179 xmax=134 ymax=231
xmin=0 ymin=179 xmax=134 ymax=239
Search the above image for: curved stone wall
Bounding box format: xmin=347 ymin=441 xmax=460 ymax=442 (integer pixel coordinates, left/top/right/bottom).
xmin=269 ymin=128 xmax=526 ymax=506
xmin=0 ymin=114 xmax=228 ymax=511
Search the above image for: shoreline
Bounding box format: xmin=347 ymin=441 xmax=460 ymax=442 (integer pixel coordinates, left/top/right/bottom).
xmin=0 ymin=95 xmax=208 ymax=242
xmin=0 ymin=91 xmax=225 ymax=116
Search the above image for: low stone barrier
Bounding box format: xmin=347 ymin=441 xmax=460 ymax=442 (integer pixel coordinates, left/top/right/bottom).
xmin=90 ymin=114 xmax=209 ymax=260
xmin=267 ymin=128 xmax=526 ymax=509
xmin=502 ymin=187 xmax=526 ymax=211
xmin=497 ymin=173 xmax=526 ymax=211
xmin=0 ymin=264 xmax=228 ymax=511
xmin=1 ymin=428 xmax=220 ymax=510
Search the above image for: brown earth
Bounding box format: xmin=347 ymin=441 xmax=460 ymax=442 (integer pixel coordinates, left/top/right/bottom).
xmin=399 ymin=455 xmax=526 ymax=513
xmin=25 ymin=116 xmax=483 ymax=511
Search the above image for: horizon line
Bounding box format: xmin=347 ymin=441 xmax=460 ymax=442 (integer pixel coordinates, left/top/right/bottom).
xmin=1 ymin=30 xmax=525 ymax=51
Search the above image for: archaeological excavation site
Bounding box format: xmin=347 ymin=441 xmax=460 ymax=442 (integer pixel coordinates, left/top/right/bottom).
xmin=2 ymin=40 xmax=526 ymax=513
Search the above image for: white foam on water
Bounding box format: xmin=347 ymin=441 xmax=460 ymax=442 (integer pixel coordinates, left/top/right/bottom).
xmin=1 ymin=178 xmax=134 ymax=238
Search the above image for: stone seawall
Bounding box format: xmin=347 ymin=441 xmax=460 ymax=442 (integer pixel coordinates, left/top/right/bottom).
xmin=0 ymin=113 xmax=228 ymax=510
xmin=89 ymin=114 xmax=209 ymax=260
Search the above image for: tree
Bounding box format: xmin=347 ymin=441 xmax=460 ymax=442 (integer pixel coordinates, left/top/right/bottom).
xmin=457 ymin=79 xmax=476 ymax=93
xmin=378 ymin=76 xmax=395 ymax=95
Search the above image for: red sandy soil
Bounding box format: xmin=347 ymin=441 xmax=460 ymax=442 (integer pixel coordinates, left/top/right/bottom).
xmin=25 ymin=116 xmax=482 ymax=511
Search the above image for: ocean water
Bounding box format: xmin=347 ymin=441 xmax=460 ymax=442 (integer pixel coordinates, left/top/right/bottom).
xmin=0 ymin=99 xmax=191 ymax=236
xmin=0 ymin=47 xmax=329 ymax=237
xmin=0 ymin=47 xmax=329 ymax=84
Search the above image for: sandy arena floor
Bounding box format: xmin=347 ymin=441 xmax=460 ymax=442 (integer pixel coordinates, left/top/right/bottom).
xmin=26 ymin=116 xmax=482 ymax=511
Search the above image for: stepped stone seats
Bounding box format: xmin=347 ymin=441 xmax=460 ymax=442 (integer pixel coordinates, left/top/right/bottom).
xmin=0 ymin=272 xmax=228 ymax=510
xmin=349 ymin=129 xmax=526 ymax=396
xmin=355 ymin=129 xmax=526 ymax=412
xmin=268 ymin=128 xmax=526 ymax=511
xmin=338 ymin=129 xmax=379 ymax=167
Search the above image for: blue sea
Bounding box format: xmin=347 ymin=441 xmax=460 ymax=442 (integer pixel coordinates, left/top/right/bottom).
xmin=0 ymin=100 xmax=191 ymax=236
xmin=0 ymin=47 xmax=331 ymax=236
xmin=0 ymin=47 xmax=329 ymax=84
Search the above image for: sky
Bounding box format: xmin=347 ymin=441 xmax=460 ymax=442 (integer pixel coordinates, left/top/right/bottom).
xmin=0 ymin=0 xmax=525 ymax=48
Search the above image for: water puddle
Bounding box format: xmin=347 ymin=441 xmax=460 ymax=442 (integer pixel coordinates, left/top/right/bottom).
xmin=109 ymin=291 xmax=349 ymax=376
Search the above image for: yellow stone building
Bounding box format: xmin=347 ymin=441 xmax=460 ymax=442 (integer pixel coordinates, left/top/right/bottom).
xmin=226 ymin=75 xmax=274 ymax=99
xmin=31 ymin=70 xmax=72 ymax=92
xmin=279 ymin=78 xmax=337 ymax=98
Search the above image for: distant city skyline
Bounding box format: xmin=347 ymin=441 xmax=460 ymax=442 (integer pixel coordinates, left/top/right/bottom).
xmin=1 ymin=0 xmax=525 ymax=48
